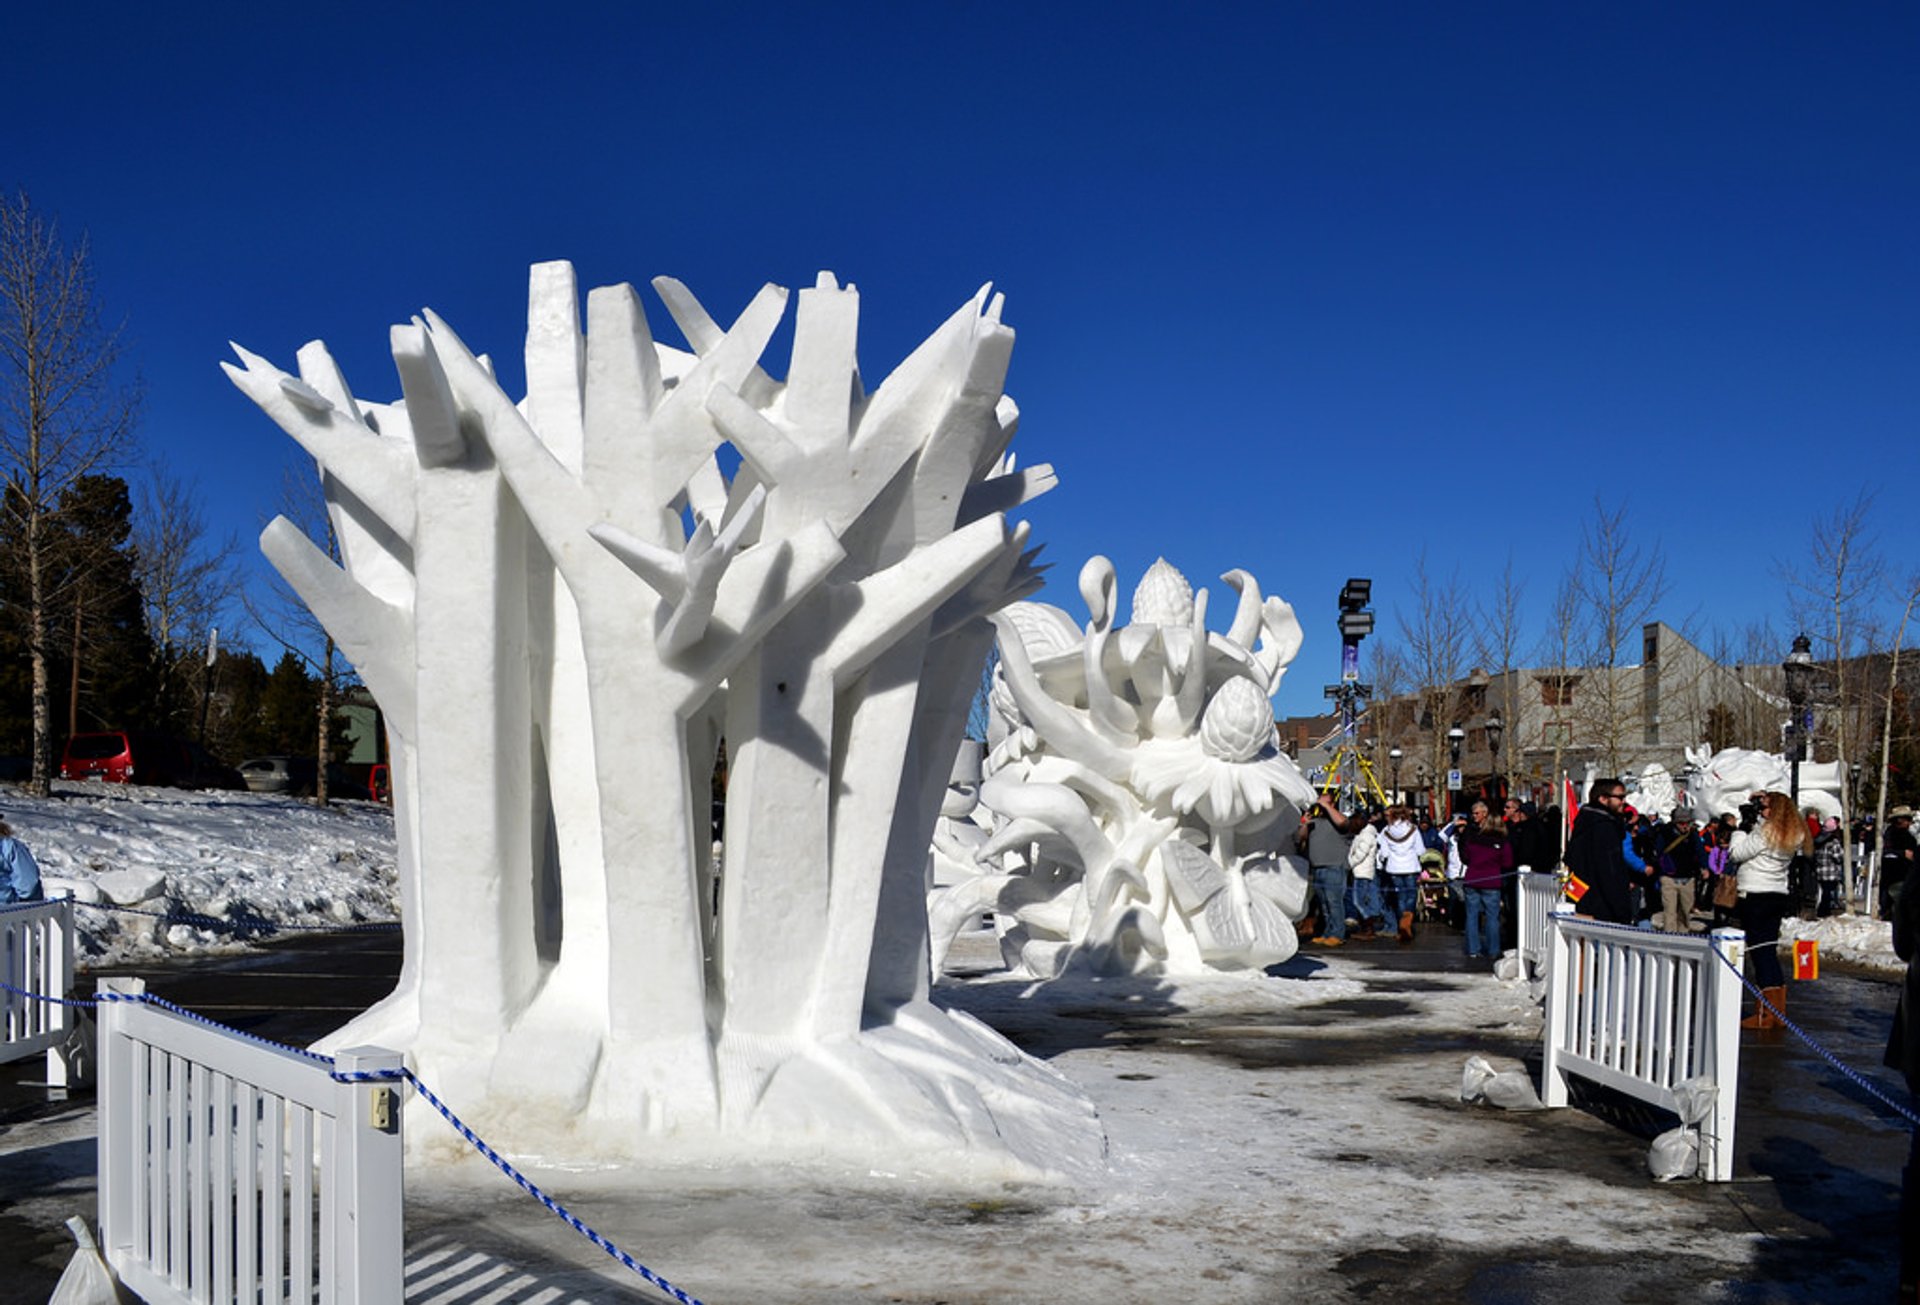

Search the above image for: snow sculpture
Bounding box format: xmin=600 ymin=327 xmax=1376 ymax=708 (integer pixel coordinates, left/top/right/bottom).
xmin=929 ymin=557 xmax=1317 ymax=979
xmin=1625 ymin=764 xmax=1678 ymax=821
xmin=1683 ymin=745 xmax=1845 ymax=820
xmin=227 ymin=263 xmax=1105 ymax=1180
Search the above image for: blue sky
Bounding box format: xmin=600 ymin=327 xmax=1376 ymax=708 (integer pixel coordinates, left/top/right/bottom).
xmin=4 ymin=2 xmax=1914 ymax=716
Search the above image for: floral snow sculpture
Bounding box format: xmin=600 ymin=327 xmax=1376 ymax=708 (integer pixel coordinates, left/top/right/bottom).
xmin=227 ymin=263 xmax=1105 ymax=1180
xmin=929 ymin=557 xmax=1318 ymax=979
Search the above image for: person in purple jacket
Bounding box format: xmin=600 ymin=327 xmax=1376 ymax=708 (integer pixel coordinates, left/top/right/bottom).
xmin=1457 ymin=800 xmax=1514 ymax=963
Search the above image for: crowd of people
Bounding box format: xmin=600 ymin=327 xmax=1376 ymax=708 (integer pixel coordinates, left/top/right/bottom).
xmin=1291 ymin=783 xmax=1919 ymax=986
xmin=1293 ymin=793 xmax=1560 ymax=961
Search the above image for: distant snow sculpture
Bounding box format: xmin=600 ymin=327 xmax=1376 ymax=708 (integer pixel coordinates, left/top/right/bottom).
xmin=1625 ymin=764 xmax=1678 ymax=821
xmin=1683 ymin=745 xmax=1845 ymax=820
xmin=228 ymin=263 xmax=1105 ymax=1180
xmin=929 ymin=557 xmax=1317 ymax=979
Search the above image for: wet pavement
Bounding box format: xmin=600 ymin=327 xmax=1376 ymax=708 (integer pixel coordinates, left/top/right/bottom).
xmin=0 ymin=925 xmax=1910 ymax=1303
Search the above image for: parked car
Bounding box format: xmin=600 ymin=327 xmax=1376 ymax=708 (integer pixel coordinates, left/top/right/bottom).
xmin=239 ymin=756 xmax=371 ymax=799
xmin=60 ymin=731 xmax=246 ymax=791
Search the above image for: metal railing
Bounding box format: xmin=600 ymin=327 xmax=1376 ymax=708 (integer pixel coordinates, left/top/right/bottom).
xmin=95 ymin=977 xmax=405 ymax=1304
xmin=1 ymin=895 xmax=74 ymax=1078
xmin=1540 ymin=911 xmax=1746 ymax=1181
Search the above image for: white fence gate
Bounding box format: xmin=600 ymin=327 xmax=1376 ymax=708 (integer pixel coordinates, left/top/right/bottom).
xmin=1 ymin=895 xmax=74 ymax=1078
xmin=1540 ymin=912 xmax=1745 ymax=1181
xmin=1515 ymin=871 xmax=1564 ymax=979
xmin=96 ymin=977 xmax=405 ymax=1304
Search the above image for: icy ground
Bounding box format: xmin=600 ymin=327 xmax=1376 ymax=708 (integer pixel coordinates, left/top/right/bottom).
xmin=0 ymin=781 xmax=398 ymax=966
xmin=0 ymin=782 xmax=1911 ymax=1302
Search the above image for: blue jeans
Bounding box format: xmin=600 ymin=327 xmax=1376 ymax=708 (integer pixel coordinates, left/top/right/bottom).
xmin=1311 ymin=865 xmax=1348 ymax=939
xmin=1385 ymin=872 xmax=1420 ymax=919
xmin=1351 ymin=875 xmax=1386 ymax=929
xmin=1464 ymin=886 xmax=1502 ymax=957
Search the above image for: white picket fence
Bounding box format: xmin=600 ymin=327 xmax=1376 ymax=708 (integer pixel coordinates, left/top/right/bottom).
xmin=1540 ymin=911 xmax=1746 ymax=1181
xmin=1515 ymin=870 xmax=1564 ymax=979
xmin=95 ymin=977 xmax=405 ymax=1304
xmin=1 ymin=895 xmax=74 ymax=1079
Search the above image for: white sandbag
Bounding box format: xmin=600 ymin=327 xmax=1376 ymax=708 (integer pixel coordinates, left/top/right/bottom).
xmin=1648 ymin=1126 xmax=1700 ymax=1181
xmin=1460 ymin=1054 xmax=1496 ymax=1102
xmin=1481 ymin=1068 xmax=1544 ymax=1111
xmin=1671 ymin=1076 xmax=1718 ymax=1127
xmin=48 ymin=1216 xmax=126 ymax=1305
xmin=1460 ymin=1055 xmax=1543 ymax=1110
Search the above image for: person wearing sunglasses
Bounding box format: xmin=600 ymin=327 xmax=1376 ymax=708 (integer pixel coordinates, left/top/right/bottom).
xmin=1564 ymin=779 xmax=1634 ymax=924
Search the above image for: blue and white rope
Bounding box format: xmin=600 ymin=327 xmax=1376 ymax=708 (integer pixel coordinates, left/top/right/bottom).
xmin=0 ymin=978 xmax=703 ymax=1304
xmin=1702 ymin=933 xmax=1920 ymax=1129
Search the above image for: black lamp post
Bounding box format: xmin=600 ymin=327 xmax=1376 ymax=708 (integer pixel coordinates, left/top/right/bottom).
xmin=1389 ymin=746 xmax=1403 ymax=804
xmin=1485 ymin=710 xmax=1505 ymax=800
xmin=1783 ymin=633 xmax=1814 ymax=806
xmin=1447 ymin=725 xmax=1465 ymax=817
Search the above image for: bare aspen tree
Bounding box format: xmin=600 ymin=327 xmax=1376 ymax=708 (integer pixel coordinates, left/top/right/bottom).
xmin=1395 ymin=552 xmax=1470 ymax=815
xmin=0 ymin=191 xmax=139 ymax=794
xmin=1787 ymin=492 xmax=1883 ymax=908
xmin=1538 ymin=573 xmax=1582 ymax=798
xmin=134 ymin=467 xmax=238 ymax=731
xmin=1475 ymin=555 xmax=1527 ymax=793
xmin=1871 ymin=572 xmax=1920 ymax=917
xmin=244 ymin=467 xmax=349 ymax=803
xmin=1572 ymin=499 xmax=1668 ymax=774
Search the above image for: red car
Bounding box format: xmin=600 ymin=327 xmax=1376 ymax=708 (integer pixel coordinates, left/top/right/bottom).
xmin=59 ymin=731 xmax=244 ymax=790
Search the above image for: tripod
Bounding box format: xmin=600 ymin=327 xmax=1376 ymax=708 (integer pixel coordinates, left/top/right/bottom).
xmin=1315 ymin=745 xmax=1391 ymax=810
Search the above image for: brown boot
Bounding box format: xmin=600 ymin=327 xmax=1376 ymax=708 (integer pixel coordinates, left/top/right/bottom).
xmin=1397 ymin=911 xmax=1415 ymax=943
xmin=1740 ymin=986 xmax=1786 ymax=1029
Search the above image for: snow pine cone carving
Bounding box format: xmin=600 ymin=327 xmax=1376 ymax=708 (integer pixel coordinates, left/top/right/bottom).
xmin=1130 ymin=557 xmax=1194 ymax=627
xmin=1199 ymin=676 xmax=1273 ymax=763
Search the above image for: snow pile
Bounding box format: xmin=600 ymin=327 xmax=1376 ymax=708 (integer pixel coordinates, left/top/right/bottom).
xmin=1 ymin=780 xmax=397 ymax=967
xmin=1780 ymin=912 xmax=1901 ymax=976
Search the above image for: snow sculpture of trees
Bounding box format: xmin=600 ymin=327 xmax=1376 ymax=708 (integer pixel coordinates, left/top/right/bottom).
xmin=930 ymin=557 xmax=1319 ymax=979
xmin=226 ymin=263 xmax=1103 ymax=1179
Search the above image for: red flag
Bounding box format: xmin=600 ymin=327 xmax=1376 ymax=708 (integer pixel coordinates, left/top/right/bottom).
xmin=1793 ymin=939 xmax=1819 ymax=980
xmin=1566 ymin=874 xmax=1590 ymax=903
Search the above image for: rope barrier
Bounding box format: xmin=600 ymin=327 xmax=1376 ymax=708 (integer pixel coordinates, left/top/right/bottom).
xmin=1702 ymin=934 xmax=1920 ymax=1130
xmin=0 ymin=978 xmax=703 ymax=1305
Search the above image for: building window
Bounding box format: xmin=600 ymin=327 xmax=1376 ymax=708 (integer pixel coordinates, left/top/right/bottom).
xmin=1542 ymin=721 xmax=1572 ymax=747
xmin=1540 ymin=677 xmax=1575 ymax=708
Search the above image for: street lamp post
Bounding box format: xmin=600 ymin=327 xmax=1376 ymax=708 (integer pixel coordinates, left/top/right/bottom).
xmin=1447 ymin=725 xmax=1465 ymax=817
xmin=1782 ymin=633 xmax=1814 ymax=808
xmin=1389 ymin=746 xmax=1403 ymax=805
xmin=1485 ymin=711 xmax=1504 ymax=801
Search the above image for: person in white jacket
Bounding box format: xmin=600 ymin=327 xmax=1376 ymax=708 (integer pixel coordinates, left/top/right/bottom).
xmin=1347 ymin=810 xmax=1386 ymax=940
xmin=1378 ymin=806 xmax=1426 ymax=942
xmin=1730 ymin=789 xmax=1808 ymax=1029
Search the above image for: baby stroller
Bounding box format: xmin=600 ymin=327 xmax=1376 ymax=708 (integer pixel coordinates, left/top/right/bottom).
xmin=1417 ymin=850 xmax=1450 ymax=923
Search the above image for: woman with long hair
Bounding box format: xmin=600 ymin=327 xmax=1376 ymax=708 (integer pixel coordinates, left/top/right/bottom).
xmin=1730 ymin=789 xmax=1809 ymax=1029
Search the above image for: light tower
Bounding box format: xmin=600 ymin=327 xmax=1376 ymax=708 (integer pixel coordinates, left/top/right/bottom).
xmin=1321 ymin=578 xmax=1374 ymax=812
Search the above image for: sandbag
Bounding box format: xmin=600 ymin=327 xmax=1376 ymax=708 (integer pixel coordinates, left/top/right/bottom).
xmin=1460 ymin=1055 xmax=1543 ymax=1110
xmin=49 ymin=1216 xmax=126 ymax=1305
xmin=1648 ymin=1126 xmax=1700 ymax=1181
